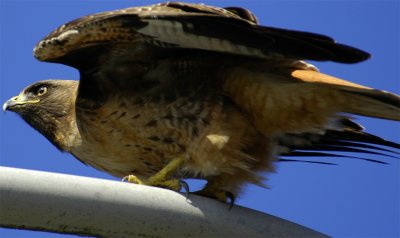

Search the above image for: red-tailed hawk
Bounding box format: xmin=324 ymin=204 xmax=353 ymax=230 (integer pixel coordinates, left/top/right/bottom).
xmin=3 ymin=2 xmax=399 ymax=203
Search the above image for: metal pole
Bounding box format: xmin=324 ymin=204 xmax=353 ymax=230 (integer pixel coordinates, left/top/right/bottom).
xmin=0 ymin=166 xmax=328 ymax=237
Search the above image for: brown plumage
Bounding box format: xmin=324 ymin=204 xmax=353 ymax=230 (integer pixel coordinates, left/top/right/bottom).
xmin=3 ymin=2 xmax=400 ymax=202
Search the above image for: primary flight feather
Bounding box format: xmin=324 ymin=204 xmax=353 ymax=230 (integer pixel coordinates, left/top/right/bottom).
xmin=3 ymin=2 xmax=399 ymax=202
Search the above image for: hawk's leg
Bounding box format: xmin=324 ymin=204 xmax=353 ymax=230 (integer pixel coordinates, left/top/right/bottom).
xmin=124 ymin=156 xmax=185 ymax=192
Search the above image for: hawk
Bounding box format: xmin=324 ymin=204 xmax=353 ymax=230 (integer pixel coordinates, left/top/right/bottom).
xmin=3 ymin=2 xmax=399 ymax=202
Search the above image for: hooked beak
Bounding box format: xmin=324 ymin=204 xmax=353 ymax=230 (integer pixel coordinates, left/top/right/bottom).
xmin=3 ymin=95 xmax=39 ymax=112
xmin=3 ymin=96 xmax=19 ymax=112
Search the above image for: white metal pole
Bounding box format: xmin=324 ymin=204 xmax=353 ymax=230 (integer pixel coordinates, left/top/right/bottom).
xmin=0 ymin=166 xmax=328 ymax=237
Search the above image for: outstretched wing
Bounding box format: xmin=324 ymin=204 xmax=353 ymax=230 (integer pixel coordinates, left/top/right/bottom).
xmin=34 ymin=1 xmax=369 ymax=67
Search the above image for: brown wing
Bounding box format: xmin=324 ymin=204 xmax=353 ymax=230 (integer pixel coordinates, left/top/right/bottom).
xmin=34 ymin=1 xmax=369 ymax=66
xmin=32 ymin=1 xmax=371 ymax=106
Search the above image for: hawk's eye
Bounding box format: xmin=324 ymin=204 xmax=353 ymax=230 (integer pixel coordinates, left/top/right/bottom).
xmin=36 ymin=86 xmax=48 ymax=96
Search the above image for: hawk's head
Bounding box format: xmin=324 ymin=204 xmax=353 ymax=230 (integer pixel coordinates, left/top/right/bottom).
xmin=3 ymin=80 xmax=78 ymax=150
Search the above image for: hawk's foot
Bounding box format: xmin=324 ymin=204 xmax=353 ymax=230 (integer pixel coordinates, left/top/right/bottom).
xmin=150 ymin=178 xmax=182 ymax=191
xmin=123 ymin=156 xmax=186 ymax=192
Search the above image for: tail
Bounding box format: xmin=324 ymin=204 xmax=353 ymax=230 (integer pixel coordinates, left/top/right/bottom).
xmin=276 ymin=118 xmax=399 ymax=164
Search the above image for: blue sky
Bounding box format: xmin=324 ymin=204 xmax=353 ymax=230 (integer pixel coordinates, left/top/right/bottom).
xmin=0 ymin=0 xmax=399 ymax=237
